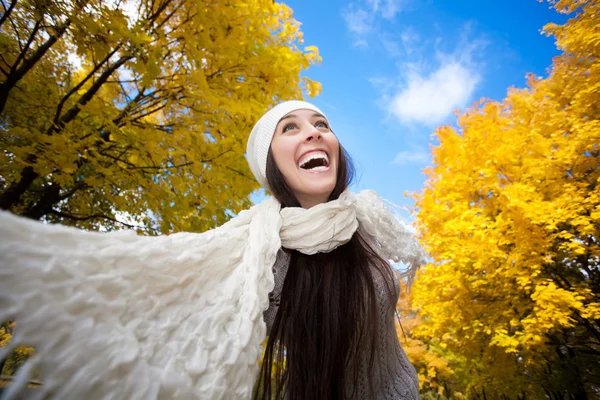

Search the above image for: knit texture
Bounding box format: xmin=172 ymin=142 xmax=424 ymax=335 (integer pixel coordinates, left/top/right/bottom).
xmin=0 ymin=199 xmax=282 ymax=400
xmin=0 ymin=189 xmax=425 ymax=399
xmin=264 ymin=237 xmax=421 ymax=399
xmin=246 ymin=100 xmax=324 ymax=189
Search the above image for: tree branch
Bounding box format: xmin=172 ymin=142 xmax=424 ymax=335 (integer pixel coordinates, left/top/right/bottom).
xmin=112 ymin=85 xmax=148 ymax=127
xmin=48 ymin=209 xmax=138 ymax=229
xmin=147 ymin=0 xmax=173 ymax=24
xmin=0 ymin=0 xmax=17 ymax=29
xmin=128 ymin=102 xmax=169 ymax=123
xmin=53 ymin=44 xmax=122 ymax=125
xmin=127 ymin=161 xmax=193 ymax=170
xmin=0 ymin=165 xmax=38 ymax=210
xmin=6 ymin=9 xmax=22 ymax=53
xmin=48 ymin=54 xmax=133 ymax=135
xmin=10 ymin=16 xmax=43 ymax=76
xmin=22 ymin=184 xmax=60 ymax=219
xmin=0 ymin=1 xmax=85 ymax=114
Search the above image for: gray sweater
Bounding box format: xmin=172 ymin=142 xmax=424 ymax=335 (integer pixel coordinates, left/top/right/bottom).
xmin=263 ymin=249 xmax=421 ymax=399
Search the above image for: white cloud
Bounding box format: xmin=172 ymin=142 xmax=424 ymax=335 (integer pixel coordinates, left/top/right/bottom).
xmin=380 ymin=28 xmax=419 ymax=57
xmin=389 ymin=60 xmax=480 ymax=125
xmin=380 ymin=0 xmax=404 ymax=19
xmin=353 ymin=38 xmax=369 ymax=48
xmin=368 ymin=76 xmax=395 ymax=93
xmin=379 ymin=29 xmax=486 ymax=126
xmin=342 ymin=0 xmax=405 ymax=45
xmin=400 ymin=28 xmax=419 ymax=55
xmin=342 ymin=4 xmax=373 ymax=36
xmin=393 ymin=144 xmax=430 ymax=165
xmin=381 ymin=36 xmax=401 ymax=56
xmin=367 ymin=0 xmax=404 ymax=19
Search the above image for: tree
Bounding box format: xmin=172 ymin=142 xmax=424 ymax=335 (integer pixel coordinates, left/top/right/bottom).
xmin=0 ymin=0 xmax=322 ymax=233
xmin=396 ymin=283 xmax=464 ymax=399
xmin=0 ymin=0 xmax=320 ymax=381
xmin=408 ymin=0 xmax=600 ymax=397
xmin=0 ymin=321 xmax=35 ymax=378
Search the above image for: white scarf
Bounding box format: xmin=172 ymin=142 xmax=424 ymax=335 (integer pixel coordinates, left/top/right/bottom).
xmin=0 ymin=189 xmax=424 ymax=400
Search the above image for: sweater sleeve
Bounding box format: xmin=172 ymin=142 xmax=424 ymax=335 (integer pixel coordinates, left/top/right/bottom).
xmin=0 ymin=209 xmax=274 ymax=400
xmin=263 ymin=249 xmax=290 ymax=334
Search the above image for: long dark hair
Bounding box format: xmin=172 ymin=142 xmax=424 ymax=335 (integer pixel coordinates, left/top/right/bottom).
xmin=254 ymin=144 xmax=397 ymax=400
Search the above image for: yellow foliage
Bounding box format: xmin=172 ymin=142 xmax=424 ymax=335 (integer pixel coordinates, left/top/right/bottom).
xmin=0 ymin=321 xmax=35 ymax=376
xmin=0 ymin=324 xmax=11 ymax=348
xmin=0 ymin=0 xmax=321 ymax=234
xmin=396 ymin=283 xmax=460 ymax=397
xmin=407 ymin=0 xmax=600 ymax=397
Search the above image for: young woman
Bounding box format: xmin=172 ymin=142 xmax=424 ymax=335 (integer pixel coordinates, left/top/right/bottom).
xmin=0 ymin=100 xmax=424 ymax=400
xmin=249 ymin=101 xmax=420 ymax=399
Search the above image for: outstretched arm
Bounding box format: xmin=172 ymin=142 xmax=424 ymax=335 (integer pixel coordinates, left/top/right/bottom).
xmin=0 ymin=209 xmax=269 ymax=400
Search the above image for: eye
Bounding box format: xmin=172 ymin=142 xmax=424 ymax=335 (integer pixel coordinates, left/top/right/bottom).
xmin=282 ymin=122 xmax=297 ymax=133
xmin=315 ymin=120 xmax=329 ymax=129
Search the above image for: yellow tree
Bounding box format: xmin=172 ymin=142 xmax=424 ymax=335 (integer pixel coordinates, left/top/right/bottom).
xmin=409 ymin=0 xmax=600 ymax=397
xmin=0 ymin=322 xmax=35 ymax=378
xmin=0 ymin=0 xmax=321 ymax=233
xmin=396 ymin=282 xmax=464 ymax=399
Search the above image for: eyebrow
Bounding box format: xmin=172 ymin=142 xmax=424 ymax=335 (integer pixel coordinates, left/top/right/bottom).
xmin=278 ymin=112 xmax=327 ymax=124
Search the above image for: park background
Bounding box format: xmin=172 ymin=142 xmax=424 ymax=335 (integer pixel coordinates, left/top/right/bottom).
xmin=0 ymin=0 xmax=598 ymax=398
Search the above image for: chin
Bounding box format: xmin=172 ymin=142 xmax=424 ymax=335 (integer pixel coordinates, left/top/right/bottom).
xmin=303 ymin=183 xmax=337 ymax=198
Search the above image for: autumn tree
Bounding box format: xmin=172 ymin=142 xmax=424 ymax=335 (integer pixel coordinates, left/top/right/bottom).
xmin=0 ymin=321 xmax=35 ymax=378
xmin=407 ymin=0 xmax=600 ymax=398
xmin=0 ymin=0 xmax=321 ymax=233
xmin=395 ymin=283 xmax=465 ymax=399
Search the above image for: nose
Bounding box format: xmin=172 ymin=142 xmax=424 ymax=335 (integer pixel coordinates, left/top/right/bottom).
xmin=305 ymin=126 xmax=323 ymax=142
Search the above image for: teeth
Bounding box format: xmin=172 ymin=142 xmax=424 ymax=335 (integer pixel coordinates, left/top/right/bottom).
xmin=298 ymin=151 xmax=329 ymax=168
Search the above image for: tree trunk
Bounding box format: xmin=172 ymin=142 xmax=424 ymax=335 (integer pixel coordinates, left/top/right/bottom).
xmin=0 ymin=166 xmax=38 ymax=210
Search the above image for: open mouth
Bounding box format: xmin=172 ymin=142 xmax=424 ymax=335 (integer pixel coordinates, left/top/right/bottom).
xmin=297 ymin=151 xmax=330 ymax=172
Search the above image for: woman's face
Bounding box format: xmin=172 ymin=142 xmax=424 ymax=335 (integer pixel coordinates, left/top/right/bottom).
xmin=270 ymin=109 xmax=340 ymax=209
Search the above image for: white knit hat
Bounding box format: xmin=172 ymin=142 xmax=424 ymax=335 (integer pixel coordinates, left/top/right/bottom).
xmin=246 ymin=100 xmax=326 ymax=189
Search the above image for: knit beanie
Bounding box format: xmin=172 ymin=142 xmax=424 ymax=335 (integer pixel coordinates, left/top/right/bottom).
xmin=246 ymin=100 xmax=326 ymax=189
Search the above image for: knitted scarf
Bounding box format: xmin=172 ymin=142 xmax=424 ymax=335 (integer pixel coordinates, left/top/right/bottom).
xmin=0 ymin=189 xmax=424 ymax=400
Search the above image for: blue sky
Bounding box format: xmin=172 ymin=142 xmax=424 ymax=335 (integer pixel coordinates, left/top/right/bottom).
xmin=252 ymin=0 xmax=568 ymax=220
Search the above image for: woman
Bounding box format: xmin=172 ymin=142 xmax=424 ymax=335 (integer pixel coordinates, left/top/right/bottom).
xmin=249 ymin=101 xmax=420 ymax=399
xmin=0 ymin=101 xmax=424 ymax=400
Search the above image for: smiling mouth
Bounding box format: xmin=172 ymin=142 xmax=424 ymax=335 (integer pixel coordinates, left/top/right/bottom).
xmin=297 ymin=151 xmax=330 ymax=171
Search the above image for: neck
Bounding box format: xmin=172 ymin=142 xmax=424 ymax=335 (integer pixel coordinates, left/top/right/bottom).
xmin=297 ymin=193 xmax=330 ymax=209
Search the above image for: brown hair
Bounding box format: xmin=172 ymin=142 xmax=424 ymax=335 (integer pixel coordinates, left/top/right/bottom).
xmin=254 ymin=144 xmax=397 ymax=400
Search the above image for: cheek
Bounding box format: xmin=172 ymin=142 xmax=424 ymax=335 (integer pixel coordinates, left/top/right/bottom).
xmin=328 ymin=137 xmax=341 ymax=164
xmin=271 ymin=141 xmax=297 ymax=174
